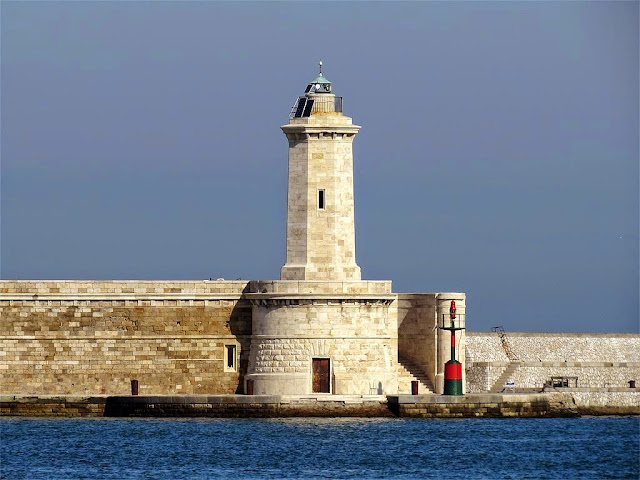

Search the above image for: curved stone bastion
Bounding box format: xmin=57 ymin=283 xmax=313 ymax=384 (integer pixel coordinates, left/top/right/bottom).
xmin=244 ymin=280 xmax=398 ymax=395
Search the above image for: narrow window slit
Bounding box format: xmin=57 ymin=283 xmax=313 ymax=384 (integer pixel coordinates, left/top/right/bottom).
xmin=224 ymin=345 xmax=237 ymax=372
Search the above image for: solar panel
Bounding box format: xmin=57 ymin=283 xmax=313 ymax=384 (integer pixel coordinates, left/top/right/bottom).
xmin=302 ymin=99 xmax=314 ymax=117
xmin=294 ymin=97 xmax=306 ymax=118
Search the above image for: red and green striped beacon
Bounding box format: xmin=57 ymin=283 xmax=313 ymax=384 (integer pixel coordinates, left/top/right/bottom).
xmin=442 ymin=300 xmax=465 ymax=395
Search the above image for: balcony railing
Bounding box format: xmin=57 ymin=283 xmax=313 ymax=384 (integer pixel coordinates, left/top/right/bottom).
xmin=289 ymin=96 xmax=343 ymax=118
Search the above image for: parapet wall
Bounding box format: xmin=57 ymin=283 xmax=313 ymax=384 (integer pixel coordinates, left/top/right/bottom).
xmin=0 ymin=281 xmax=252 ymax=396
xmin=1 ymin=280 xmax=464 ymax=398
xmin=247 ymin=280 xmax=392 ymax=295
xmin=466 ymin=332 xmax=639 ymax=363
xmin=0 ymin=280 xmax=250 ymax=296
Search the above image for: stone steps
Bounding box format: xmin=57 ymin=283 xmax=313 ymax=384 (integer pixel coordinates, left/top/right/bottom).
xmin=396 ymin=359 xmax=434 ymax=394
xmin=490 ymin=362 xmax=522 ymax=393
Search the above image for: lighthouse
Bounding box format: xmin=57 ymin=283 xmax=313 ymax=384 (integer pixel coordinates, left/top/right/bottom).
xmin=245 ymin=64 xmax=397 ymax=395
xmin=280 ymin=62 xmax=362 ymax=281
xmin=0 ymin=64 xmax=469 ymax=401
xmin=244 ymin=64 xmax=464 ymax=397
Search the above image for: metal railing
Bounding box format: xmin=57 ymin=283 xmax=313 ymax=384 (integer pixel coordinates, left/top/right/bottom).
xmin=334 ymin=96 xmax=343 ymax=113
xmin=289 ymin=96 xmax=343 ymax=118
xmin=492 ymin=326 xmax=519 ymax=361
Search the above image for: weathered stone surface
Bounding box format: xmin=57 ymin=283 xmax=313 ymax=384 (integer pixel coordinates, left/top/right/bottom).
xmin=466 ymin=332 xmax=640 ymax=363
xmin=245 ymin=281 xmax=400 ymax=395
xmin=397 ymin=294 xmax=467 ymax=394
xmin=465 ymin=332 xmax=640 ymax=394
xmin=571 ymin=391 xmax=640 ymax=415
xmin=1 ymin=393 xmax=586 ymax=418
xmin=0 ymin=280 xmax=466 ymax=398
xmin=0 ymin=281 xmax=252 ymax=395
xmin=280 ymin=97 xmax=361 ymax=281
xmin=0 ymin=395 xmax=107 ymax=417
xmin=388 ymin=393 xmax=580 ymax=418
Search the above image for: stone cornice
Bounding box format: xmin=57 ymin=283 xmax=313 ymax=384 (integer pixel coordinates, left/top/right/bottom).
xmin=281 ymin=124 xmax=361 ymax=136
xmin=247 ymin=294 xmax=396 ymax=307
xmin=466 ymin=332 xmax=640 ymax=338
xmin=248 ymin=280 xmax=392 ymax=295
xmin=0 ymin=334 xmax=251 ymax=340
xmin=251 ymin=335 xmax=394 ymax=340
xmin=0 ymin=293 xmax=398 ymax=305
xmin=469 ymin=361 xmax=640 ymax=368
xmin=0 ymin=293 xmax=247 ymax=302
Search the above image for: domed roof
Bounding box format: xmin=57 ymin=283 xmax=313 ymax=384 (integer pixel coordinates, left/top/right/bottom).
xmin=305 ymin=61 xmax=332 ymax=94
xmin=310 ymin=72 xmax=331 ymax=86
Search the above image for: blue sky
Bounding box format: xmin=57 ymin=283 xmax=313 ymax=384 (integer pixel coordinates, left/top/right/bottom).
xmin=1 ymin=1 xmax=638 ymax=332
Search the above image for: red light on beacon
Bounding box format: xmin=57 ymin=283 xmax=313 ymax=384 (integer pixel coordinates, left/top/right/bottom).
xmin=450 ymin=300 xmax=457 ymax=319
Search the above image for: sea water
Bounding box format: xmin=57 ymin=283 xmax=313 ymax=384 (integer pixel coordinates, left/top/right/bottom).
xmin=1 ymin=417 xmax=638 ymax=479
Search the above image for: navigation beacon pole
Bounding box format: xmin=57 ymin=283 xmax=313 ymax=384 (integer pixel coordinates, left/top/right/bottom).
xmin=442 ymin=300 xmax=465 ymax=395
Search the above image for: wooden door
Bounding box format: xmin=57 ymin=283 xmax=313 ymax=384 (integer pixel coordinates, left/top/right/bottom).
xmin=312 ymin=358 xmax=330 ymax=393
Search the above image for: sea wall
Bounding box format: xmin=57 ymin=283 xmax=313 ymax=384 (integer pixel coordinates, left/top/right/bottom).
xmin=0 ymin=281 xmax=252 ymax=395
xmin=571 ymin=390 xmax=639 ymax=415
xmin=0 ymin=280 xmax=461 ymax=398
xmin=3 ymin=280 xmax=636 ymax=409
xmin=0 ymin=393 xmax=583 ymax=418
xmin=388 ymin=393 xmax=579 ymax=418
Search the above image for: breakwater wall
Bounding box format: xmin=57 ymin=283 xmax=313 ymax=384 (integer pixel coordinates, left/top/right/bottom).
xmin=0 ymin=281 xmax=252 ymax=395
xmin=1 ymin=281 xmax=637 ymax=405
xmin=0 ymin=280 xmax=462 ymax=397
xmin=465 ymin=332 xmax=639 ymax=394
xmin=388 ymin=393 xmax=579 ymax=417
xmin=1 ymin=393 xmax=609 ymax=418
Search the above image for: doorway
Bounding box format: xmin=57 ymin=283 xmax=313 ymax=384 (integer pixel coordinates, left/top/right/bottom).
xmin=312 ymin=358 xmax=330 ymax=393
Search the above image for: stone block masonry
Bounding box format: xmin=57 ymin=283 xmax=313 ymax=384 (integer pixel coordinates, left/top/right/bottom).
xmin=0 ymin=280 xmax=465 ymax=397
xmin=245 ymin=280 xmax=399 ymax=395
xmin=280 ymin=103 xmax=361 ymax=281
xmin=387 ymin=393 xmax=580 ymax=417
xmin=0 ymin=281 xmax=252 ymax=395
xmin=397 ymin=294 xmax=437 ymax=387
xmin=466 ymin=332 xmax=639 ymax=364
xmin=397 ymin=293 xmax=466 ymax=394
xmin=0 ymin=393 xmax=585 ymax=418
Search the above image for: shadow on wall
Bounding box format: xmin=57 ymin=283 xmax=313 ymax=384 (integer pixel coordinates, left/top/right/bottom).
xmin=229 ymin=284 xmax=253 ymax=394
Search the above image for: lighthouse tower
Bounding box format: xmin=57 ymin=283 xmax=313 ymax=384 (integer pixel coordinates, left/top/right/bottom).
xmin=245 ymin=64 xmax=397 ymax=396
xmin=280 ymin=62 xmax=362 ymax=281
xmin=245 ymin=64 xmax=464 ymax=397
